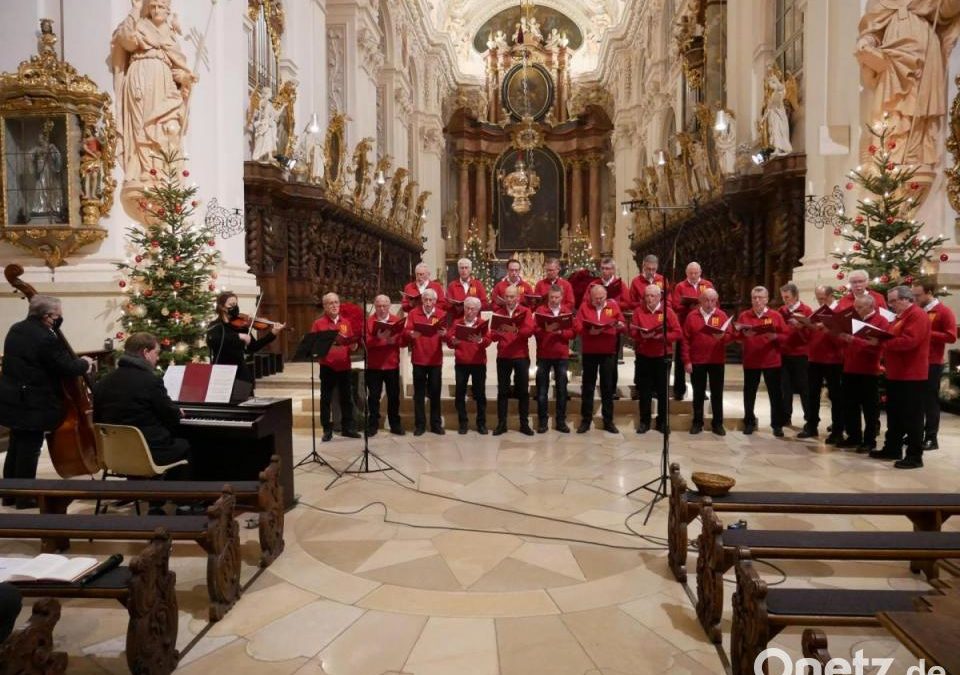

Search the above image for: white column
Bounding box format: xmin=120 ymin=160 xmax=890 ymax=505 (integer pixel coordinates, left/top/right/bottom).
xmin=326 ymin=0 xmax=378 ymax=148
xmin=612 ymin=123 xmax=640 ymax=280
xmin=418 ymin=118 xmax=445 ymax=274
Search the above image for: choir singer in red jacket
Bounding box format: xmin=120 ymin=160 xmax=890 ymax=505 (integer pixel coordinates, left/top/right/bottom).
xmin=734 ymin=286 xmax=788 ymax=437
xmin=533 ymin=285 xmax=575 ymax=433
xmin=365 ymin=294 xmax=405 ymax=436
xmin=402 ymin=288 xmax=447 ymax=435
xmin=682 ymin=288 xmax=730 ymax=435
xmin=575 ymin=285 xmax=626 ymax=434
xmin=912 ymin=281 xmax=957 ymax=451
xmin=446 ymin=296 xmax=491 ymax=435
xmin=630 ymin=285 xmax=681 ymax=434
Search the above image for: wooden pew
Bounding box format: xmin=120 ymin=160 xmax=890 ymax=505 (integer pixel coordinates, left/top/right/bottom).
xmin=14 ymin=529 xmax=180 ymax=675
xmin=0 ymin=455 xmax=285 ymax=566
xmin=668 ymin=463 xmax=960 ymax=582
xmin=695 ymin=498 xmax=960 ymax=642
xmin=0 ymin=488 xmax=239 ymax=622
xmin=0 ymin=598 xmax=67 ymax=675
xmin=730 ymin=549 xmax=935 ymax=675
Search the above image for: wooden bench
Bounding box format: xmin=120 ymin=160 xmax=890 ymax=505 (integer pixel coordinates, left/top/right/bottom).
xmin=730 ymin=549 xmax=935 ymax=675
xmin=0 ymin=488 xmax=239 ymax=622
xmin=0 ymin=598 xmax=67 ymax=675
xmin=695 ymin=498 xmax=960 ymax=642
xmin=13 ymin=529 xmax=180 ymax=675
xmin=0 ymin=454 xmax=284 ymax=566
xmin=668 ymin=462 xmax=960 ymax=582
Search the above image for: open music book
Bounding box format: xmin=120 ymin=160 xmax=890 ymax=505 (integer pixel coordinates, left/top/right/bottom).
xmin=851 ymin=319 xmax=894 ymax=342
xmin=700 ymin=316 xmax=733 ymax=335
xmin=535 ymin=312 xmax=573 ymax=331
xmin=0 ymin=554 xmax=100 ymax=583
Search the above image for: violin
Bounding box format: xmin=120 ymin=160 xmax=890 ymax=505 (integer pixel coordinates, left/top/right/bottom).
xmin=229 ymin=313 xmax=288 ymax=332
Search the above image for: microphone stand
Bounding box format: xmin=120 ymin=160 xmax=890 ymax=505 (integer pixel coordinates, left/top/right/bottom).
xmin=622 ymin=199 xmax=697 ymax=524
xmin=327 ymin=287 xmax=413 ymax=489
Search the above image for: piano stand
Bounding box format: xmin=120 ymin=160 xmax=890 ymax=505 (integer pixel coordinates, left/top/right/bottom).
xmin=295 ymin=357 xmax=341 ymax=477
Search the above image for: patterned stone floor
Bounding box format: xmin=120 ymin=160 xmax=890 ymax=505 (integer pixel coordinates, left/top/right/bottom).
xmin=3 ymin=394 xmax=958 ymax=674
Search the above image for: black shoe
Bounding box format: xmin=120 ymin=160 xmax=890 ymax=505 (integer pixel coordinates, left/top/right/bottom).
xmin=824 ymin=433 xmax=844 ymax=445
xmin=390 ymin=427 xmax=406 ymax=436
xmin=923 ymin=437 xmax=939 ymax=451
xmin=835 ymin=438 xmax=860 ymax=449
xmin=322 ymin=429 xmax=334 ymax=442
xmin=711 ymin=424 xmax=727 ymax=436
xmin=15 ymin=498 xmax=38 ymax=510
xmin=602 ymin=421 xmax=619 ymax=434
xmin=869 ymin=448 xmax=901 ymax=461
xmin=342 ymin=430 xmax=361 ymax=439
xmin=430 ymin=426 xmax=446 ymax=435
xmin=477 ymin=423 xmax=488 ymax=435
xmin=894 ymin=457 xmax=923 ymax=469
xmin=576 ymin=420 xmax=591 ymax=433
xmin=519 ymin=425 xmax=535 ymax=436
xmin=536 ymin=422 xmax=548 ymax=434
xmin=772 ymin=427 xmax=784 ymax=438
xmin=458 ymin=423 xmax=468 ymax=435
xmin=367 ymin=427 xmax=379 ymax=438
xmin=856 ymin=444 xmax=875 ymax=454
xmin=555 ymin=422 xmax=570 ymax=433
xmin=654 ymin=418 xmax=665 ymax=433
xmin=673 ymin=393 xmax=685 ymax=401
xmin=743 ymin=421 xmax=756 ymax=435
xmin=690 ymin=422 xmax=703 ymax=435
xmin=492 ymin=424 xmax=507 ymax=436
xmin=796 ymin=428 xmax=818 ymax=439
xmin=636 ymin=421 xmax=650 ymax=434
xmin=414 ymin=427 xmax=426 ymax=436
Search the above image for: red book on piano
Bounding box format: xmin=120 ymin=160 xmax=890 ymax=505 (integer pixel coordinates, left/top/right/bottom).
xmin=179 ymin=364 xmax=213 ymax=402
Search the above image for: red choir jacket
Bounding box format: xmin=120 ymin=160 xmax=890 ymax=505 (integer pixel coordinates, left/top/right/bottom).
xmin=311 ymin=314 xmax=355 ymax=372
xmin=586 ymin=276 xmax=626 ymax=306
xmin=490 ymin=304 xmax=535 ymax=360
xmin=630 ymin=302 xmax=682 ymax=358
xmin=365 ymin=314 xmax=403 ymax=371
xmin=924 ymin=299 xmax=958 ymax=365
xmin=575 ymin=300 xmax=625 ymax=354
xmin=534 ymin=277 xmax=575 ymax=308
xmin=842 ymin=311 xmax=888 ymax=375
xmin=778 ymin=302 xmax=813 ymax=357
xmin=446 ymin=278 xmax=489 ymax=313
xmin=807 ymin=312 xmax=845 ymax=365
xmin=624 ymin=273 xmax=668 ymax=311
xmin=492 ymin=278 xmax=535 ymax=308
xmin=671 ymin=278 xmax=715 ymax=324
xmin=401 ymin=280 xmax=446 ymax=312
xmin=402 ymin=306 xmax=446 ymax=366
xmin=735 ymin=308 xmax=786 ymax=370
xmin=883 ymin=303 xmax=931 ymax=381
xmin=533 ymin=304 xmax=575 ymax=360
xmin=836 ymin=289 xmax=887 ymax=312
xmin=682 ymin=308 xmax=731 ymax=365
xmin=445 ymin=317 xmax=491 ymax=365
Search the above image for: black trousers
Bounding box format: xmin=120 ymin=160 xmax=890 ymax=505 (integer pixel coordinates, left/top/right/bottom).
xmin=691 ymin=363 xmax=724 ymax=424
xmin=455 ymin=364 xmax=487 ymax=427
xmin=635 ymin=355 xmax=670 ymax=424
xmin=743 ymin=367 xmax=786 ymax=427
xmin=2 ymin=429 xmax=44 ymax=480
xmin=924 ymin=363 xmax=944 ymax=437
xmin=884 ymin=379 xmax=926 ymax=460
xmin=781 ymin=354 xmax=809 ymax=423
xmin=150 ymin=438 xmax=193 ymax=481
xmin=673 ymin=343 xmax=687 ymax=398
xmin=497 ymin=358 xmax=529 ymax=425
xmin=841 ymin=373 xmax=880 ymax=445
xmin=320 ymin=366 xmax=354 ymax=432
xmin=413 ymin=364 xmax=443 ymax=430
xmin=581 ymin=353 xmax=617 ymax=424
xmin=806 ymin=362 xmax=843 ymax=434
xmin=536 ymin=358 xmax=568 ymax=423
xmin=0 ymin=582 xmax=21 ymax=642
xmin=366 ymin=368 xmax=401 ymax=431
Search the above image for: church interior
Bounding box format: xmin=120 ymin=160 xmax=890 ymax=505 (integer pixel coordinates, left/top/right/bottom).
xmin=1 ymin=0 xmax=960 ymax=673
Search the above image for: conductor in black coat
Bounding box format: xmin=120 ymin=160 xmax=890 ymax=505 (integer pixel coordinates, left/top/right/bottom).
xmin=206 ymin=291 xmax=285 ymax=386
xmin=92 ymin=332 xmax=191 ymax=475
xmin=0 ymin=295 xmax=95 ymax=506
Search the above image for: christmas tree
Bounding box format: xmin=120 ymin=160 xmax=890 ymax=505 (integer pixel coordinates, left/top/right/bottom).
xmin=115 ymin=152 xmax=222 ymax=367
xmin=832 ymin=123 xmax=949 ymax=295
xmin=565 ymin=220 xmax=598 ymax=276
xmin=463 ymin=219 xmax=494 ymax=291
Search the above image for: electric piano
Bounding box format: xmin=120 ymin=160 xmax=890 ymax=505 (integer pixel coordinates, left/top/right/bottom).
xmin=177 ymin=397 xmax=294 ymax=509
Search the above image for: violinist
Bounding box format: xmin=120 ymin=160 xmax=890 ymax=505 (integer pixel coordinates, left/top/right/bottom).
xmin=207 ymin=291 xmax=285 ymax=385
xmin=0 ymin=295 xmax=96 ymax=507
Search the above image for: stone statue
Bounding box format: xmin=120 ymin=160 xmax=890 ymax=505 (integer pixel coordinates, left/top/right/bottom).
xmin=111 ymin=0 xmax=196 ymax=185
xmin=857 ymin=0 xmax=960 ymax=169
xmin=251 ymin=86 xmax=285 ymax=163
xmin=486 ymin=222 xmax=498 ymax=257
xmin=714 ymin=114 xmax=737 ymax=176
xmin=29 ymin=120 xmax=64 ymax=219
xmin=80 ymin=126 xmax=104 ymax=199
xmin=299 ymin=127 xmax=324 ymax=183
xmin=559 ymin=222 xmax=570 ymax=257
xmin=760 ymin=70 xmax=793 ymax=156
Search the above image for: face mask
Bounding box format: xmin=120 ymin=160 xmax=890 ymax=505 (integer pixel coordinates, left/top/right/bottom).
xmin=52 ymin=316 xmax=63 ymax=330
xmin=227 ymin=306 xmax=240 ymax=319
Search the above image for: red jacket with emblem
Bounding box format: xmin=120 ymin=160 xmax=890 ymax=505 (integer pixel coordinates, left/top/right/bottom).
xmin=575 ymin=301 xmax=626 ymax=355
xmin=446 ymin=278 xmax=489 ymax=313
xmin=401 ymin=280 xmax=446 ymax=313
xmin=492 ymin=278 xmax=535 ymax=308
xmin=624 ymin=273 xmax=668 ymax=311
xmin=735 ymin=309 xmax=786 ymax=370
xmin=445 ymin=317 xmax=491 ymax=365
xmin=365 ymin=314 xmax=403 ymax=370
xmin=924 ymin=300 xmax=958 ymax=365
xmin=836 ymin=289 xmax=887 ymax=313
xmin=682 ymin=309 xmax=731 ymax=365
xmin=533 ymin=304 xmax=575 ymax=360
xmin=842 ymin=311 xmax=888 ymax=375
xmin=630 ymin=303 xmax=682 ymax=358
xmin=670 ymin=278 xmax=715 ymax=323
xmin=402 ymin=306 xmax=446 ymax=366
xmin=883 ymin=303 xmax=931 ymax=381
xmin=585 ymin=277 xmax=626 ymax=307
xmin=778 ymin=302 xmax=813 ymax=357
xmin=311 ymin=314 xmax=356 ymax=372
xmin=489 ymin=304 xmax=535 ymax=360
xmin=533 ymin=277 xmax=575 ymax=308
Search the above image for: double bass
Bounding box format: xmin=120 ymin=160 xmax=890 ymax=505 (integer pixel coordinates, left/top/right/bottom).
xmin=4 ymin=264 xmax=101 ymax=477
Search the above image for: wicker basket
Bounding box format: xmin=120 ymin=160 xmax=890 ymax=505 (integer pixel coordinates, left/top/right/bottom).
xmin=691 ymin=471 xmax=735 ymax=497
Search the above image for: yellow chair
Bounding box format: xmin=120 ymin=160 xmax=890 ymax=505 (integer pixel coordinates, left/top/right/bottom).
xmin=93 ymin=423 xmax=189 ymax=515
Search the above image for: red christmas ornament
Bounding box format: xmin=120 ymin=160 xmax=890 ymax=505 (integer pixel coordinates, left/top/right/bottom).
xmin=845 ymin=182 xmax=854 ymax=190
xmin=172 ymin=280 xmax=182 ymax=289
xmin=905 ymin=276 xmax=914 ymax=285
xmin=144 ymin=289 xmax=153 ymax=297
xmin=887 ymin=141 xmax=897 ymax=150
xmin=191 ymin=200 xmax=198 ymax=207
xmin=833 ymin=227 xmax=842 ymax=236
xmin=149 ymin=168 xmax=157 ymax=176
xmin=836 ymin=272 xmax=845 ymax=280
xmin=138 ymin=199 xmax=148 ymax=210
xmin=208 ymin=283 xmax=216 ymax=291
xmin=174 ymin=255 xmax=181 ymax=262
xmin=852 ymin=243 xmax=862 ymax=251
xmin=886 ymin=217 xmax=894 ymax=224
xmin=161 ymin=338 xmax=171 ymax=347
xmin=172 ymin=311 xmax=181 ymax=319
xmin=156 ymin=208 xmax=165 ymax=216
xmin=831 ymin=263 xmax=840 ymax=270
xmin=855 ymin=215 xmax=864 ymax=224
xmin=941 ymin=253 xmax=950 ymax=262
xmin=115 ymin=332 xmax=125 ymax=340
xmin=134 ymin=255 xmax=143 ymax=263
xmin=880 ymin=274 xmax=889 ymax=283
xmin=174 ymin=205 xmax=182 ymax=214
xmin=886 ymin=162 xmax=895 ymax=170
xmin=207 ymin=239 xmax=216 ymax=247
xmin=150 ymin=240 xmax=159 ymax=248
xmin=868 ymin=144 xmax=877 ymax=155
xmin=909 ymin=182 xmax=920 ymax=191
xmin=182 ymin=170 xmax=190 ymax=177
xmin=118 ymin=280 xmax=127 ymax=288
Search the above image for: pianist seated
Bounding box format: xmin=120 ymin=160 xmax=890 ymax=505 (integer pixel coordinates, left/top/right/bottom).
xmin=93 ymin=333 xmax=193 ymax=509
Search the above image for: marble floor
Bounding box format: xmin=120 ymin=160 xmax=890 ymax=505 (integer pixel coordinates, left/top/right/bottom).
xmin=3 ymin=391 xmax=959 ymax=674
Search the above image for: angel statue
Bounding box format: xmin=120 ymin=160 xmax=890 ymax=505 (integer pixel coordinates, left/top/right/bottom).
xmin=80 ymin=126 xmax=104 ymax=200
xmin=351 ymin=137 xmax=374 ymax=206
xmin=559 ymin=222 xmax=570 ymax=257
xmin=713 ymin=111 xmax=737 ymax=176
xmin=250 ymin=86 xmax=286 ymax=163
xmin=298 ymin=125 xmax=324 ymax=184
xmin=760 ymin=69 xmax=798 ymax=156
xmin=486 ymin=222 xmax=498 ymax=257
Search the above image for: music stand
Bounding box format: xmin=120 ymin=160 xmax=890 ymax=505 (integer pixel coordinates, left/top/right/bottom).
xmin=326 ymin=293 xmax=414 ymax=489
xmin=292 ymin=330 xmax=341 ymax=475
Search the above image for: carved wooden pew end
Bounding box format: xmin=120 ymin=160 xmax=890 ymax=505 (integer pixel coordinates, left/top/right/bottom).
xmin=0 ymin=597 xmax=68 ymax=675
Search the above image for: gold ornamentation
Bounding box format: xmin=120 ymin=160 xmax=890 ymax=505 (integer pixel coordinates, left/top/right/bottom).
xmin=0 ymin=20 xmax=114 ymax=267
xmin=248 ymin=0 xmax=285 ymax=62
xmin=274 ymin=80 xmax=297 ymax=159
xmin=324 ymin=111 xmax=348 ymax=196
xmin=947 ymin=72 xmax=960 ymax=215
xmin=371 ymin=155 xmax=393 ymax=219
xmin=350 ymin=137 xmax=374 ymax=208
xmin=510 ymin=115 xmax=544 ymax=151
